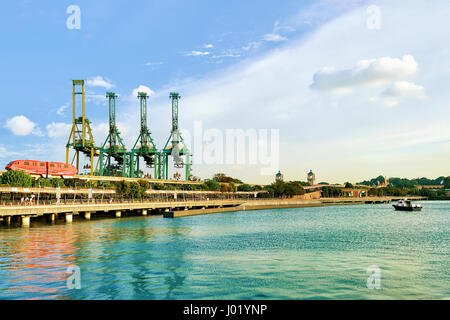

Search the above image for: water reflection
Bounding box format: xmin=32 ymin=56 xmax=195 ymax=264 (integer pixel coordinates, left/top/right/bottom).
xmin=163 ymin=224 xmax=190 ymax=300
xmin=0 ymin=226 xmax=77 ymax=299
xmin=0 ymin=203 xmax=448 ymax=300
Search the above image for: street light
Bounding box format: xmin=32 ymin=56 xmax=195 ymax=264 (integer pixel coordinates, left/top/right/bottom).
xmin=37 ymin=181 xmax=41 ymax=206
xmin=73 ymin=182 xmax=79 ymax=204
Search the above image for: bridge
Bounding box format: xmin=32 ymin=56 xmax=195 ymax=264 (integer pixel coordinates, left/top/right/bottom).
xmin=0 ymin=199 xmax=245 ymax=226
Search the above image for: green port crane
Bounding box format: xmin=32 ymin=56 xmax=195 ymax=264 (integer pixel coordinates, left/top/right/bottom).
xmin=66 ymin=80 xmax=98 ymax=175
xmin=159 ymin=92 xmax=191 ymax=180
xmin=129 ymin=92 xmax=158 ymax=178
xmin=99 ymin=92 xmax=129 ymax=177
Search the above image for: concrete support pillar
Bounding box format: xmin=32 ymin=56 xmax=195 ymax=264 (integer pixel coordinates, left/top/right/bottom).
xmin=5 ymin=216 xmax=11 ymax=225
xmin=115 ymin=211 xmax=121 ymax=218
xmin=84 ymin=212 xmax=91 ymax=220
xmin=21 ymin=216 xmax=30 ymax=227
xmin=142 ymin=210 xmax=147 ymax=216
xmin=165 ymin=208 xmax=169 ymax=212
xmin=49 ymin=214 xmax=56 ymax=223
xmin=65 ymin=213 xmax=73 ymax=223
xmin=184 ymin=207 xmax=188 ymax=211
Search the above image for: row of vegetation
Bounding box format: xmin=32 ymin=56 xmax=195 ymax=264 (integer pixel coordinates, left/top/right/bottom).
xmin=0 ymin=170 xmax=112 ymax=189
xmin=2 ymin=170 xmax=448 ymax=200
xmin=359 ymin=175 xmax=450 ymax=189
xmin=367 ymin=186 xmax=450 ymax=200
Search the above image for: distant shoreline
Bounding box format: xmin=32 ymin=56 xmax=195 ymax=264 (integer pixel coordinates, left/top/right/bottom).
xmin=163 ymin=197 xmax=427 ymax=218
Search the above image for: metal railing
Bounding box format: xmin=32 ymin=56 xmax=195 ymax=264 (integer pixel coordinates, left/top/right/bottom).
xmin=0 ymin=196 xmax=269 ymax=207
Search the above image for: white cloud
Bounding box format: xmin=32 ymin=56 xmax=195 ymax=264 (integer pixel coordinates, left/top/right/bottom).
xmin=56 ymin=103 xmax=69 ymax=116
xmin=187 ymin=50 xmax=210 ymax=56
xmin=91 ymin=121 xmax=135 ymax=148
xmin=311 ymin=55 xmax=419 ymax=93
xmin=262 ymin=33 xmax=287 ymax=42
xmin=133 ymin=0 xmax=449 ymax=183
xmin=203 ymin=44 xmax=214 ymax=49
xmin=382 ymin=81 xmax=426 ymax=99
xmin=86 ymin=76 xmax=115 ymax=89
xmin=242 ymin=41 xmax=261 ymax=51
xmin=46 ymin=122 xmax=72 ymax=138
xmin=144 ymin=61 xmax=164 ymax=67
xmin=131 ymin=85 xmax=155 ymax=98
xmin=0 ymin=144 xmax=22 ymax=159
xmin=86 ymin=92 xmax=107 ymax=105
xmin=8 ymin=0 xmax=450 ymax=184
xmin=4 ymin=115 xmax=41 ymax=136
xmin=211 ymin=54 xmax=241 ymax=59
xmin=370 ymin=81 xmax=427 ymax=107
xmin=261 ymin=20 xmax=292 ymax=43
xmin=92 ymin=122 xmax=110 ymax=144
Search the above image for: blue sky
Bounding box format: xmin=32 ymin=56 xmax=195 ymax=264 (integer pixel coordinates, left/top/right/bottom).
xmin=1 ymin=0 xmax=449 ymax=184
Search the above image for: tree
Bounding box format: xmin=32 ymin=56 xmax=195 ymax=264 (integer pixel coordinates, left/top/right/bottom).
xmin=263 ymin=181 xmax=305 ymax=198
xmin=212 ymin=173 xmax=243 ymax=184
xmin=1 ymin=170 xmax=32 ymax=187
xmin=138 ymin=180 xmax=150 ymax=198
xmin=344 ymin=182 xmax=354 ymax=188
xmin=237 ymin=184 xmax=254 ymax=192
xmin=116 ymin=180 xmax=131 ymax=198
xmin=204 ymin=179 xmax=221 ymax=191
xmin=128 ymin=182 xmax=141 ymax=199
xmin=444 ymin=177 xmax=450 ymax=189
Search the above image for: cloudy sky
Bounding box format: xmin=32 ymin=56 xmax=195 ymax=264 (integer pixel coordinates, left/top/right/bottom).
xmin=0 ymin=0 xmax=449 ymax=184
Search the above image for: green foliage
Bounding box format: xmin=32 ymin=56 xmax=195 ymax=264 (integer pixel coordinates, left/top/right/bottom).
xmin=128 ymin=182 xmax=141 ymax=199
xmin=33 ymin=178 xmax=52 ymax=187
xmin=360 ymin=175 xmax=448 ymax=188
xmin=151 ymin=183 xmax=166 ymax=190
xmin=204 ymin=179 xmax=221 ymax=191
xmin=359 ymin=175 xmax=386 ymax=187
xmin=264 ymin=180 xmax=305 ymax=198
xmin=115 ymin=180 xmax=149 ymax=199
xmin=344 ymin=182 xmax=354 ymax=188
xmin=290 ymin=181 xmax=310 ymax=187
xmin=212 ymin=173 xmax=243 ymax=184
xmin=321 ymin=186 xmax=343 ymax=198
xmin=366 ymin=186 xmax=450 ymax=200
xmin=237 ymin=184 xmax=254 ymax=192
xmin=1 ymin=170 xmax=32 ymax=187
xmin=444 ymin=177 xmax=450 ymax=189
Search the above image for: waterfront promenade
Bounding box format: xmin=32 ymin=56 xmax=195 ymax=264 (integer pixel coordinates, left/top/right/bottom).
xmin=0 ymin=196 xmax=426 ymax=226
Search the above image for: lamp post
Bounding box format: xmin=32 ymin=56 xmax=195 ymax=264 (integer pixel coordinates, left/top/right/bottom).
xmin=73 ymin=182 xmax=79 ymax=204
xmin=37 ymin=181 xmax=41 ymax=206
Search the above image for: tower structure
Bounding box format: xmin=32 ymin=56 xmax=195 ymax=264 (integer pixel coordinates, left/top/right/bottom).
xmin=159 ymin=93 xmax=191 ymax=180
xmin=129 ymin=92 xmax=158 ymax=178
xmin=66 ymin=80 xmax=98 ymax=175
xmin=99 ymin=92 xmax=129 ymax=177
xmin=307 ymin=170 xmax=316 ymax=186
xmin=275 ymin=171 xmax=284 ymax=182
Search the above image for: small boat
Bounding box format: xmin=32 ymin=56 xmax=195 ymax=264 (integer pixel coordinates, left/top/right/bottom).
xmin=393 ymin=199 xmax=422 ymax=212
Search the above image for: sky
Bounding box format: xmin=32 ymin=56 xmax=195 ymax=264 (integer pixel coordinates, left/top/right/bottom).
xmin=0 ymin=0 xmax=449 ymax=184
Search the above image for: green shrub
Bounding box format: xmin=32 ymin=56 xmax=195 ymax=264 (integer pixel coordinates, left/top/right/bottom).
xmin=1 ymin=170 xmax=32 ymax=187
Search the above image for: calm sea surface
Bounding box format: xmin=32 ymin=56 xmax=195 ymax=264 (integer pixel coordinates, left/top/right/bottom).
xmin=0 ymin=201 xmax=448 ymax=300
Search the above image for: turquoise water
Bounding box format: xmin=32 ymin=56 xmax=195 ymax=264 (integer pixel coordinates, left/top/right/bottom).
xmin=0 ymin=202 xmax=448 ymax=300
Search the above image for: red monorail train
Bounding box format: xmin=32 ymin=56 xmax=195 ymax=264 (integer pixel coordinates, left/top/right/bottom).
xmin=5 ymin=160 xmax=77 ymax=178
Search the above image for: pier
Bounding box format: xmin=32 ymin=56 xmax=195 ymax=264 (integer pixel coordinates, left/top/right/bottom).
xmin=0 ymin=196 xmax=426 ymax=226
xmin=0 ymin=199 xmax=244 ymax=226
